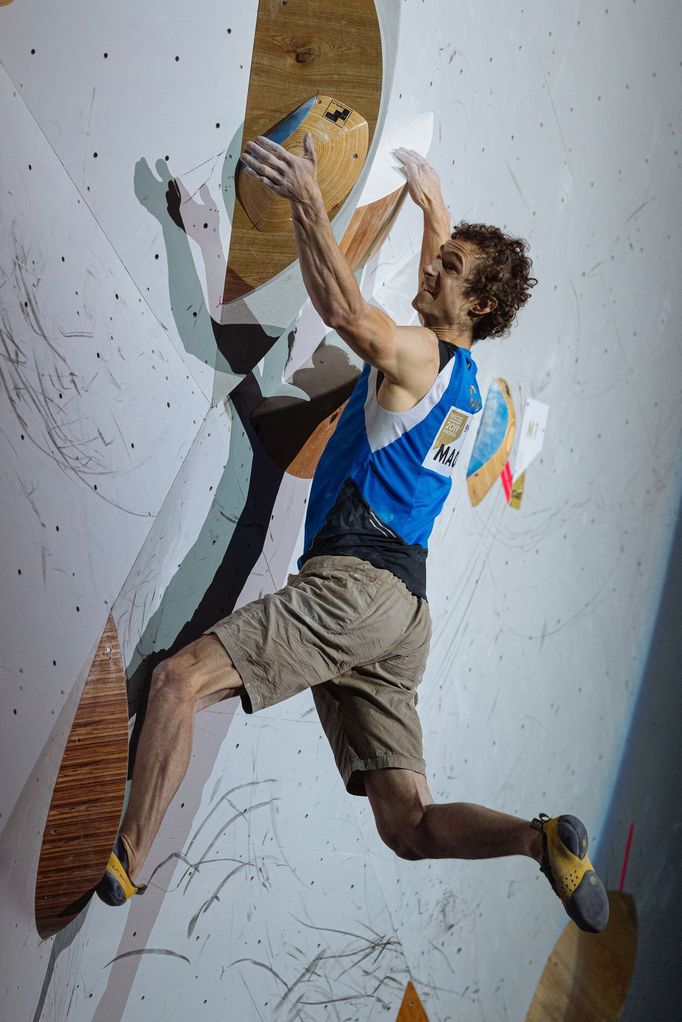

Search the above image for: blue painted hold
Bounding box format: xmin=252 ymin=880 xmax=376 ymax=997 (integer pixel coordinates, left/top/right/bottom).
xmin=267 ymin=96 xmax=317 ymax=146
xmin=237 ymin=97 xmax=317 ymax=176
xmin=467 ymin=381 xmax=510 ymax=477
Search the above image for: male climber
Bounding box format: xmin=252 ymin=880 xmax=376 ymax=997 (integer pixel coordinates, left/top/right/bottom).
xmin=98 ymin=137 xmax=609 ymax=934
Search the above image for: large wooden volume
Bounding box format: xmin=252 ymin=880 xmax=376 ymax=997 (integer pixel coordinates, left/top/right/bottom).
xmin=35 ymin=615 xmax=129 ymax=937
xmin=224 ymin=0 xmax=383 ymax=302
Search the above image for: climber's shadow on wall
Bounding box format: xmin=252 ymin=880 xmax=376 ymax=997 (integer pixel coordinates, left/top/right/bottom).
xmin=126 ymin=135 xmax=359 ymax=769
xmin=134 ymin=147 xmax=275 ymax=375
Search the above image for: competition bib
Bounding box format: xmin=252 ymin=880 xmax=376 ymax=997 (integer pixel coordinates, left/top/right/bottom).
xmin=422 ymin=406 xmax=471 ymax=478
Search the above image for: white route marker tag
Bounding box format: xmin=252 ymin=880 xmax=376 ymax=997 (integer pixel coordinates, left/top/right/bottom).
xmin=514 ymin=399 xmax=549 ymax=478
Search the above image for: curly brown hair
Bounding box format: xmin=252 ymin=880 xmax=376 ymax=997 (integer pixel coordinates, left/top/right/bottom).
xmin=452 ymin=222 xmax=537 ymax=341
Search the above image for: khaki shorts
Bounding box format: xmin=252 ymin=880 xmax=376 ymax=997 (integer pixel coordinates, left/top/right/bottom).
xmin=204 ymin=555 xmax=432 ymax=796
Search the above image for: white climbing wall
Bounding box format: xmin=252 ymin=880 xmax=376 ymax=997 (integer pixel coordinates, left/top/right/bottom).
xmin=1 ymin=1 xmax=681 ymax=1020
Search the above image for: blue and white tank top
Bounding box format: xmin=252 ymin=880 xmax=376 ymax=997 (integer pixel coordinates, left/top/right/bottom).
xmin=298 ymin=341 xmax=482 ymax=597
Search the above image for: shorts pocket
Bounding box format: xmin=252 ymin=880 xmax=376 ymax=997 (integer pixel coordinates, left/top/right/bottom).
xmin=290 ymin=566 xmax=384 ymax=635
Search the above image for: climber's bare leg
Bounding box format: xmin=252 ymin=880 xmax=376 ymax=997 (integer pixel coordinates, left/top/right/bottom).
xmin=119 ymin=634 xmax=244 ymax=881
xmin=365 ymin=768 xmax=543 ymax=862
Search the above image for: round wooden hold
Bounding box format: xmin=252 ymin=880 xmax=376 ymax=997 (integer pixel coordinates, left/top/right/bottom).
xmin=237 ymin=95 xmax=369 ymax=233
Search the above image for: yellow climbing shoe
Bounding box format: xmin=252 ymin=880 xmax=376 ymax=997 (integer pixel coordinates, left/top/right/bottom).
xmin=531 ymin=813 xmax=609 ymax=933
xmin=96 ymin=835 xmax=147 ymax=907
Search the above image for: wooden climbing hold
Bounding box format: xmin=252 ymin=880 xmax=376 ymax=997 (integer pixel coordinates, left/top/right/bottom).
xmin=525 ymin=890 xmax=638 ymax=1021
xmin=236 ymin=95 xmax=369 ymax=233
xmin=466 ymin=377 xmax=516 ymax=507
xmin=223 ymin=0 xmax=382 ymax=302
xmin=34 ymin=615 xmax=129 ymax=937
